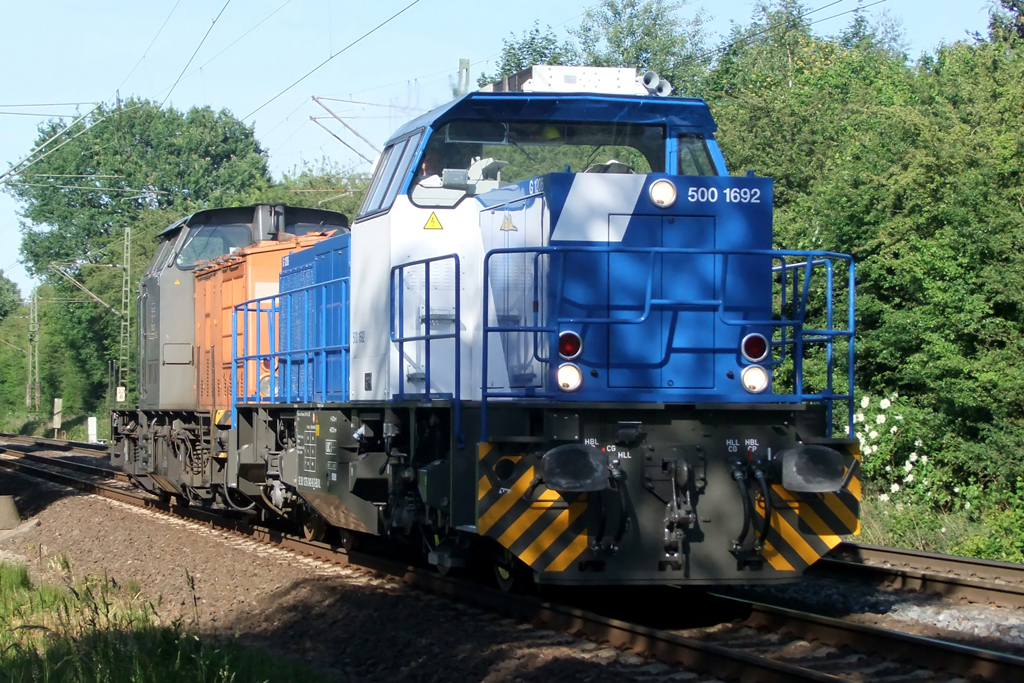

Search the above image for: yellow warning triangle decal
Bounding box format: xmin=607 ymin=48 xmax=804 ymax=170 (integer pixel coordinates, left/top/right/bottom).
xmin=174 ymin=279 xmax=181 ymax=285
xmin=423 ymin=212 xmax=443 ymax=230
xmin=499 ymin=213 xmax=517 ymax=231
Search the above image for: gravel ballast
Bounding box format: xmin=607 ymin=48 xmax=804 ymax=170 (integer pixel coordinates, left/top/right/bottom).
xmin=5 ymin=461 xmax=1024 ymax=681
xmin=0 ymin=468 xmax=709 ymax=682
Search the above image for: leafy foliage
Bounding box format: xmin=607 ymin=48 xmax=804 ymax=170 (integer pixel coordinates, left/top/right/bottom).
xmin=6 ymin=98 xmax=270 ymax=276
xmin=478 ymin=22 xmax=578 ymax=87
xmin=2 ymin=99 xmax=362 ymax=422
xmin=572 ymin=0 xmax=709 ymax=93
xmin=478 ymin=0 xmax=708 ymax=94
xmin=0 ymin=271 xmax=20 ymax=323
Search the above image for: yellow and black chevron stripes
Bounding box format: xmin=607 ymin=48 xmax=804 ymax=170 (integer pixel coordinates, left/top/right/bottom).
xmin=756 ymin=444 xmax=862 ymax=572
xmin=476 ymin=443 xmax=590 ymax=573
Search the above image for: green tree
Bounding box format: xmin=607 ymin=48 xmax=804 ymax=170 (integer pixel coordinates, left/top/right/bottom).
xmin=478 ymin=1 xmax=709 ymax=94
xmin=0 ymin=271 xmax=20 ymax=323
xmin=991 ymin=0 xmax=1024 ymax=41
xmin=253 ymin=159 xmax=370 ymax=218
xmin=573 ymin=0 xmax=709 ymax=93
xmin=478 ymin=22 xmax=578 ymax=86
xmin=7 ymin=98 xmax=270 ymax=275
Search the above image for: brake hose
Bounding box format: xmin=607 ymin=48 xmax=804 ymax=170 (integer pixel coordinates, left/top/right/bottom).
xmin=754 ymin=468 xmax=772 ymax=550
xmin=731 ymin=468 xmax=752 ymax=549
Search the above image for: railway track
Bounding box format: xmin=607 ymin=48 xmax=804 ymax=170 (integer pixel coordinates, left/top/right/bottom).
xmin=821 ymin=541 xmax=1024 ymax=609
xmin=2 ymin=435 xmax=1023 ymax=682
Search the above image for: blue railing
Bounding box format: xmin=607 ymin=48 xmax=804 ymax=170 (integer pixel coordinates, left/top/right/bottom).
xmin=390 ymin=254 xmax=463 ymax=448
xmin=481 ymin=246 xmax=855 ymax=440
xmin=231 ymin=275 xmax=350 ymax=423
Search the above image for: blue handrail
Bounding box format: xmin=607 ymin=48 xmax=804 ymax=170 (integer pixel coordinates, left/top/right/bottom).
xmin=481 ymin=245 xmax=855 ymax=440
xmin=390 ymin=254 xmax=463 ymax=448
xmin=231 ymin=275 xmax=351 ymax=422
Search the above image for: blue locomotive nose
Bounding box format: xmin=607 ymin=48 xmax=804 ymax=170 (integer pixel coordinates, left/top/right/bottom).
xmin=486 ymin=171 xmax=777 ymax=405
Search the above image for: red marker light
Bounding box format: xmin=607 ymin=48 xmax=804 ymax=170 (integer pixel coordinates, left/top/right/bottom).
xmin=559 ymin=331 xmax=582 ymax=360
xmin=741 ymin=333 xmax=769 ymax=363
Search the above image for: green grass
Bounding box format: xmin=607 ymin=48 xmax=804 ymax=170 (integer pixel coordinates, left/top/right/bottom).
xmin=0 ymin=561 xmax=326 ymax=683
xmin=0 ymin=411 xmax=110 ymax=442
xmin=860 ymin=492 xmax=1024 ymax=563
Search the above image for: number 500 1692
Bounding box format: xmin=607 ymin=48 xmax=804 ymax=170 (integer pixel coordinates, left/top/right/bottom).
xmin=687 ymin=187 xmax=761 ymax=203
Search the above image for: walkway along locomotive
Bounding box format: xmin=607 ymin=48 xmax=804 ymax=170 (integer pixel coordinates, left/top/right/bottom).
xmin=113 ymin=66 xmax=861 ymax=588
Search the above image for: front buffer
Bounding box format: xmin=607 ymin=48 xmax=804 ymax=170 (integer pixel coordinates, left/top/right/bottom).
xmin=476 ymin=404 xmax=860 ymax=585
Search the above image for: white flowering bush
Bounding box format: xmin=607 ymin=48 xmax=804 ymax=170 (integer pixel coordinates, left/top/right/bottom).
xmin=856 ymin=391 xmax=980 ymax=514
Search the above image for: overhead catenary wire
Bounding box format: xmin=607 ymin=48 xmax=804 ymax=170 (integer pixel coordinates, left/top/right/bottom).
xmin=161 ymin=0 xmax=232 ymax=107
xmin=309 ymin=118 xmax=375 ymax=164
xmin=808 ymin=0 xmax=889 ymax=28
xmin=115 ymin=0 xmax=183 ymax=96
xmin=0 ymin=110 xmax=105 ymax=185
xmin=312 ymin=97 xmax=425 ymax=112
xmin=0 ymin=111 xmax=96 ymax=118
xmin=312 ymin=97 xmax=382 ymax=153
xmin=4 ymin=182 xmax=168 ymax=194
xmin=244 ymin=0 xmax=425 ymax=121
xmin=187 ymin=0 xmax=293 ymax=77
xmin=688 ymin=0 xmax=881 ymax=66
xmin=0 ymin=106 xmax=101 ymax=184
xmin=16 ymin=174 xmax=124 ymax=179
xmin=0 ymin=102 xmax=98 ymax=108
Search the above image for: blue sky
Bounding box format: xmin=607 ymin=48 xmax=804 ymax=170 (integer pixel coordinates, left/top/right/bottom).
xmin=0 ymin=0 xmax=997 ymax=294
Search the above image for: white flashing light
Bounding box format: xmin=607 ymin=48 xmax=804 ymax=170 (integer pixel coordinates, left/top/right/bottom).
xmin=557 ymin=364 xmax=584 ymax=392
xmin=649 ymin=179 xmax=677 ymax=208
xmin=741 ymin=365 xmax=770 ymax=394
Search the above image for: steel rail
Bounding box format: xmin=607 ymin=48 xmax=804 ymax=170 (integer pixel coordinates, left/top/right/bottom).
xmin=7 ymin=445 xmax=1024 ymax=681
xmin=0 ymin=448 xmax=843 ymax=683
xmin=0 ymin=432 xmax=108 ymax=452
xmin=0 ymin=445 xmax=129 ymax=483
xmin=823 ymin=542 xmax=1024 ymax=609
xmin=710 ymin=594 xmax=1024 ymax=683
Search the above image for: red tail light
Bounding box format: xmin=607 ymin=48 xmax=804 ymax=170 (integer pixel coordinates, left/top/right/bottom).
xmin=559 ymin=331 xmax=582 ymax=360
xmin=741 ymin=333 xmax=768 ymax=363
xmin=260 ymin=358 xmax=272 ymax=372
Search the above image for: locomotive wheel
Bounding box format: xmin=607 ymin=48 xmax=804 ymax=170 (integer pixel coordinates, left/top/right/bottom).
xmin=338 ymin=528 xmax=359 ymax=552
xmin=493 ymin=548 xmax=532 ymax=593
xmin=494 ymin=562 xmax=515 ymax=591
xmin=302 ymin=509 xmax=327 ymax=542
xmin=431 ymin=530 xmax=451 ymax=577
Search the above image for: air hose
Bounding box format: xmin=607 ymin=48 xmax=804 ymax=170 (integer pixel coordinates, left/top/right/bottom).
xmin=731 ymin=466 xmax=752 ymax=549
xmin=754 ymin=468 xmax=772 ymax=550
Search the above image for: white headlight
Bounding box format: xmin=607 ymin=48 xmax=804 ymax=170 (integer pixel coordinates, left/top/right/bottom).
xmin=556 ymin=363 xmax=583 ymax=392
xmin=741 ymin=365 xmax=769 ymax=394
xmin=649 ymin=179 xmax=677 ymax=208
xmin=259 ymin=375 xmax=271 ymax=398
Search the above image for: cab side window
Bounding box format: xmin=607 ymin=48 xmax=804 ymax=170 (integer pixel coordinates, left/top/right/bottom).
xmin=677 ymin=134 xmax=716 ymax=176
xmin=357 ymin=131 xmax=423 ymax=218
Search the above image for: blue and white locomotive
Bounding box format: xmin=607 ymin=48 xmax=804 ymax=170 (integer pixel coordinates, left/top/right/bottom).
xmin=147 ymin=66 xmax=863 ymax=588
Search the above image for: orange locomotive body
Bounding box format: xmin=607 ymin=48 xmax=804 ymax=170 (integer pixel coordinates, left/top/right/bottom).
xmin=193 ymin=234 xmax=334 ymax=423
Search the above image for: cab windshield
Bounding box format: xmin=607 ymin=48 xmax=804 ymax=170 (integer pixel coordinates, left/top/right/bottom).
xmin=146 ymin=233 xmax=178 ymax=275
xmin=410 ymin=120 xmax=667 ymax=208
xmin=175 ymin=224 xmax=252 ymax=270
